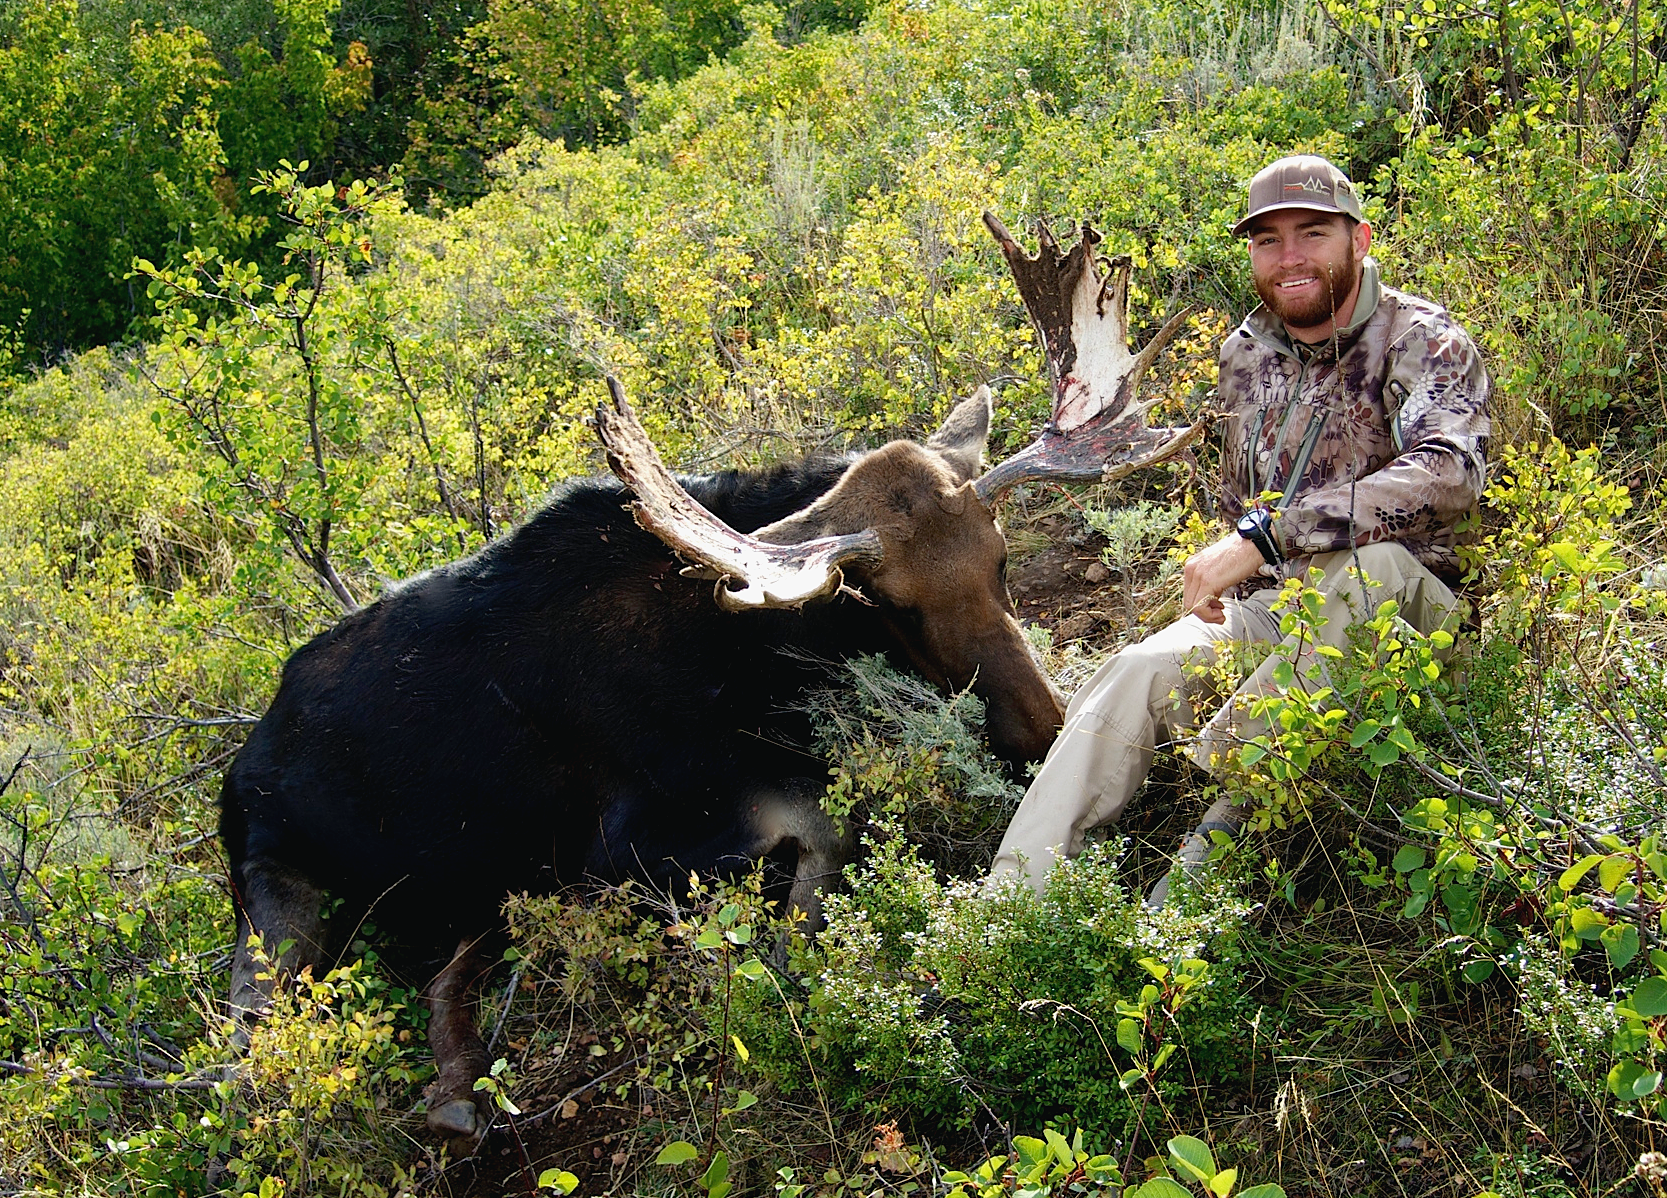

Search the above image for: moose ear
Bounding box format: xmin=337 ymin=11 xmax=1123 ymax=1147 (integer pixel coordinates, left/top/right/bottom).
xmin=926 ymin=386 xmax=993 ymax=484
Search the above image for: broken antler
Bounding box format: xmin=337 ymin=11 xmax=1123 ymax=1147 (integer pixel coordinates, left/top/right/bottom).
xmin=595 ymin=378 xmax=883 ymax=611
xmin=974 ymin=213 xmax=1204 ymax=503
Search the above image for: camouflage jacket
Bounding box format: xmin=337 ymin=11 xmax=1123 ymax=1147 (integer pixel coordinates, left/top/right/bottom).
xmin=1217 ymin=258 xmax=1490 ymax=593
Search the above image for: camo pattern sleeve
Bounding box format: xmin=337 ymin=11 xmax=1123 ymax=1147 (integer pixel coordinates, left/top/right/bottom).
xmin=1272 ymin=301 xmax=1489 ymax=573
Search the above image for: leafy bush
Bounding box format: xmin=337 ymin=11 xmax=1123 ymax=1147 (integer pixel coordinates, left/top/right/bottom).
xmin=807 ymin=834 xmax=1256 ymax=1135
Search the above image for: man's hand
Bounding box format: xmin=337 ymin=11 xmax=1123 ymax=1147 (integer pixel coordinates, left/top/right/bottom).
xmin=1181 ymin=532 xmax=1266 ymax=624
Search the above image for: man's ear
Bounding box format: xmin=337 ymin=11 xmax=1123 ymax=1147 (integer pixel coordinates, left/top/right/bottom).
xmin=1354 ymin=219 xmax=1373 ymax=258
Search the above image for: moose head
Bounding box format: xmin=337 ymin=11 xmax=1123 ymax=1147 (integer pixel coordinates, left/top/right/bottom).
xmin=595 ymin=216 xmax=1194 ymax=766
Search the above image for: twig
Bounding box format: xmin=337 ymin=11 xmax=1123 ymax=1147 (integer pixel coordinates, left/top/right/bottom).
xmin=0 ymin=748 xmax=45 ymax=951
xmin=386 ymin=338 xmax=466 ymax=547
xmin=522 ymin=1060 xmax=631 ymax=1123
xmin=121 ymin=713 xmax=259 ymax=730
xmin=1315 ymin=0 xmax=1411 ymax=107
xmin=485 ymin=965 xmax=525 ymax=1055
xmin=0 ymin=1061 xmax=220 ymax=1091
xmin=86 ymin=1013 xmax=181 ymax=1074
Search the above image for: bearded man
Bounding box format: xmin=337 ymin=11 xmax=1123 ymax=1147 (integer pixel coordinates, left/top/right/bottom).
xmin=985 ymin=154 xmax=1490 ymax=902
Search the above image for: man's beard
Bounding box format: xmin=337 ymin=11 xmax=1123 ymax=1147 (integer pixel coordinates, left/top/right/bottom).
xmin=1254 ymin=241 xmax=1360 ymax=331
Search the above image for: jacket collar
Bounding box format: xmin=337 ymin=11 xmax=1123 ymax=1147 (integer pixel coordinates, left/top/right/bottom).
xmin=1243 ymin=257 xmax=1382 ymax=362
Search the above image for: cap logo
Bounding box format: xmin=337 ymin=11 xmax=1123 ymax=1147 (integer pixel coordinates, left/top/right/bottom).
xmin=1284 ymin=176 xmax=1331 ymax=197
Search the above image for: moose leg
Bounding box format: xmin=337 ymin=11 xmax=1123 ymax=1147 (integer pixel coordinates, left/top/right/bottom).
xmin=228 ymin=856 xmax=329 ymax=1034
xmin=587 ymin=781 xmax=852 ymax=929
xmin=748 ymin=783 xmax=853 ymax=931
xmin=424 ymin=936 xmax=494 ymax=1139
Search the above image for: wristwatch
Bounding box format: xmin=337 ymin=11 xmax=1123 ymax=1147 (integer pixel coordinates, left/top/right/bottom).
xmin=1236 ymin=508 xmax=1282 ymax=566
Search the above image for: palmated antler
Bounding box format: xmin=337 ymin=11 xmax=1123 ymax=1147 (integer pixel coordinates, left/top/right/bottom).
xmin=595 ymin=378 xmax=884 ymax=611
xmin=974 ymin=213 xmax=1205 ymax=503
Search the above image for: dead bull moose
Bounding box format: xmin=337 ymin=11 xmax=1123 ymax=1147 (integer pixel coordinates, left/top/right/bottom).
xmin=220 ymin=214 xmax=1199 ymax=1139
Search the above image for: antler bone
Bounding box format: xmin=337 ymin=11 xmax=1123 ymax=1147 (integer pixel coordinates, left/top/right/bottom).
xmin=595 ymin=378 xmax=884 ymax=611
xmin=975 ymin=213 xmax=1204 ymax=503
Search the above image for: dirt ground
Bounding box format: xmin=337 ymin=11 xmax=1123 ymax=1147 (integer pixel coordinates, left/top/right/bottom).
xmin=1005 ymin=509 xmax=1138 ymax=643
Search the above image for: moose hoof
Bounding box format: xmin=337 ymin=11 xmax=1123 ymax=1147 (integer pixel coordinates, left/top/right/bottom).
xmin=426 ymin=1098 xmax=482 ymax=1139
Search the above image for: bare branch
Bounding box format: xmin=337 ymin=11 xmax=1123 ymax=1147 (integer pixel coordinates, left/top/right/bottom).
xmin=386 ymin=338 xmax=466 ymax=544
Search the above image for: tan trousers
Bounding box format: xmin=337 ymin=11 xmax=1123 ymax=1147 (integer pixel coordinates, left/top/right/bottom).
xmin=988 ymin=541 xmax=1460 ymax=895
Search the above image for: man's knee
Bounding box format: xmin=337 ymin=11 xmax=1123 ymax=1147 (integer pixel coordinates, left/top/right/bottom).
xmin=1311 ymin=541 xmax=1458 ymax=638
xmin=1347 ymin=540 xmax=1420 ymax=584
xmin=1312 ymin=540 xmax=1417 ymax=592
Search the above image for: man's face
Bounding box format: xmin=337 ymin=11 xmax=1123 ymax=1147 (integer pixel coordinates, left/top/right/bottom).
xmin=1247 ymin=210 xmax=1372 ymax=335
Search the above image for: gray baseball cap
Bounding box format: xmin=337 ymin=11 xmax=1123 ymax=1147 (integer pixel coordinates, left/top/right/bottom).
xmin=1233 ymin=155 xmax=1365 ymax=236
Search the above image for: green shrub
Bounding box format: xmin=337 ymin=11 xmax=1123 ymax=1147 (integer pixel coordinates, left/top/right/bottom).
xmin=803 ymin=831 xmax=1256 ymax=1135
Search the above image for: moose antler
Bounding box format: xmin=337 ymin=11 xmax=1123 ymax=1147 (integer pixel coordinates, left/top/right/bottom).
xmin=595 ymin=378 xmax=884 ymax=611
xmin=974 ymin=213 xmax=1204 ymax=503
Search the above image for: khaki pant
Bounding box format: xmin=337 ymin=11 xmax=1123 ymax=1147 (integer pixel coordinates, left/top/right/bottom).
xmin=988 ymin=541 xmax=1459 ymax=895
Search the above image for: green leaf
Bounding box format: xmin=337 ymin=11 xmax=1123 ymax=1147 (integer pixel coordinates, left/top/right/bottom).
xmin=1132 ymin=1180 xmax=1195 ymax=1198
xmin=1043 ymin=1128 xmax=1074 ymax=1166
xmin=1547 ymin=541 xmax=1585 ymax=572
xmin=1559 ymin=853 xmax=1605 ymax=892
xmin=1461 ymin=958 xmax=1496 ymax=983
xmin=1570 ymin=906 xmax=1609 ymax=939
xmin=656 ymin=1141 xmax=700 ymax=1166
xmin=1599 ymin=854 xmax=1635 ymax=892
xmin=1085 ymin=1154 xmax=1122 ymax=1184
xmin=1209 ymin=1167 xmax=1237 ymax=1197
xmin=1237 ymin=1186 xmax=1289 ymax=1198
xmin=727 ymin=1090 xmax=758 ymax=1113
xmin=1392 ymin=846 xmax=1427 ymax=874
xmin=1349 ymin=719 xmax=1383 ymax=747
xmin=1602 ymin=923 xmax=1640 ymax=969
xmin=1167 ymin=1135 xmax=1215 ymax=1183
xmin=1117 ymin=1018 xmax=1144 ymax=1054
xmin=1011 ymin=1136 xmax=1047 ymax=1170
xmin=734 ymin=958 xmax=768 ymax=980
xmin=1632 ymin=976 xmax=1667 ymax=1017
xmin=538 ymin=1168 xmax=580 ymax=1193
xmin=1368 ymin=741 xmax=1402 ymax=767
xmin=1608 ymin=1059 xmax=1663 ymax=1100
xmin=702 ymin=1151 xmax=731 ymax=1191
